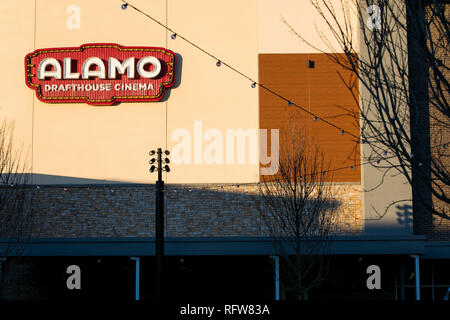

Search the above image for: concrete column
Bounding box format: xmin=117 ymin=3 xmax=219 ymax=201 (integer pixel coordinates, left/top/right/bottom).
xmin=130 ymin=257 xmax=140 ymax=301
xmin=410 ymin=255 xmax=420 ymax=300
xmin=270 ymin=256 xmax=280 ymax=300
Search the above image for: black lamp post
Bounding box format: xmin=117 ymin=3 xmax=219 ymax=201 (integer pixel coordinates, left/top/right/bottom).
xmin=149 ymin=148 xmax=170 ymax=300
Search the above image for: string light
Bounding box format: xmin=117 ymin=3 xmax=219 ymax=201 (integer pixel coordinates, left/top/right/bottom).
xmin=120 ymin=1 xmax=449 ymax=183
xmin=119 ymin=1 xmax=357 ymax=140
xmin=214 ymin=151 xmax=415 ymax=189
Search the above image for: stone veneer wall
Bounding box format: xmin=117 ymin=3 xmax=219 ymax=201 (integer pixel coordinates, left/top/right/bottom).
xmin=31 ymin=184 xmax=363 ymax=238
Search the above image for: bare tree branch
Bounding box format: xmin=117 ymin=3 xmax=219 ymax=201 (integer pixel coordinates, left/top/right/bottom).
xmin=284 ymin=0 xmax=449 ymax=222
xmin=258 ymin=120 xmax=340 ymax=300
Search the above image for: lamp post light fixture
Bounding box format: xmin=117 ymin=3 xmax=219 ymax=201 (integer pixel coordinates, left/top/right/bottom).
xmin=149 ymin=148 xmax=170 ymax=300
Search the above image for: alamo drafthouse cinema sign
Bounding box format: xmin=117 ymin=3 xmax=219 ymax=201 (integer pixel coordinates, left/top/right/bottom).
xmin=25 ymin=43 xmax=176 ymax=105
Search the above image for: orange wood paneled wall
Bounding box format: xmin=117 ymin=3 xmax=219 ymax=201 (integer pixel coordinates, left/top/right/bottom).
xmin=259 ymin=53 xmax=361 ymax=182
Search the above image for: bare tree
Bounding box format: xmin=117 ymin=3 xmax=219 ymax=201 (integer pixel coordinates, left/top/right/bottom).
xmin=282 ymin=0 xmax=449 ymax=225
xmin=0 ymin=120 xmax=33 ymax=299
xmin=258 ymin=122 xmax=340 ymax=300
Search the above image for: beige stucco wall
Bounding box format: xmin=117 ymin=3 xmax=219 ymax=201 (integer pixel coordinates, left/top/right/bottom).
xmin=357 ymin=1 xmax=413 ymax=235
xmin=1 ymin=0 xmax=259 ymax=184
xmin=258 ymin=0 xmax=359 ymax=54
xmin=1 ymin=0 xmax=360 ymax=185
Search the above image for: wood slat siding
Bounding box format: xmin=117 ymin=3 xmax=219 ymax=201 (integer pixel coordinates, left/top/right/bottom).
xmin=259 ymin=53 xmax=361 ymax=182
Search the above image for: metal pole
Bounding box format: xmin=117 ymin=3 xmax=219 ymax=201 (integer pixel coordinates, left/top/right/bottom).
xmin=130 ymin=257 xmax=140 ymax=301
xmin=415 ymin=256 xmax=420 ymax=300
xmin=155 ymin=148 xmax=164 ymax=300
xmin=411 ymin=255 xmax=420 ymax=300
xmin=270 ymin=256 xmax=280 ymax=300
xmin=394 ymin=270 xmax=398 ymax=301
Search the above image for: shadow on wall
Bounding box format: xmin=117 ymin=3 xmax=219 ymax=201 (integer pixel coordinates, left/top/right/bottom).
xmin=396 ymin=204 xmax=413 ymax=228
xmin=11 ymin=173 xmax=417 ymax=238
xmin=159 ymin=52 xmax=183 ymax=102
xmin=18 ymin=173 xmax=370 ymax=239
xmin=364 ymin=202 xmax=414 ymax=237
xmin=26 ymin=173 xmax=129 ymax=185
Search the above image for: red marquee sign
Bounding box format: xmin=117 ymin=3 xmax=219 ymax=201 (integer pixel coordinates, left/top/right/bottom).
xmin=25 ymin=43 xmax=176 ymax=105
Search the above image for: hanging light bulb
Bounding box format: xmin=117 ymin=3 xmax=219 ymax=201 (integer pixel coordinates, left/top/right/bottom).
xmin=313 ymin=116 xmax=318 ymax=122
xmin=251 ymin=82 xmax=256 ymax=88
xmin=288 ymin=101 xmax=293 ymax=106
xmin=121 ymin=3 xmax=128 ymax=10
xmin=341 ymin=130 xmax=345 ymax=136
xmin=216 ymin=60 xmax=221 ymax=67
xmin=171 ymin=33 xmax=177 ymax=40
